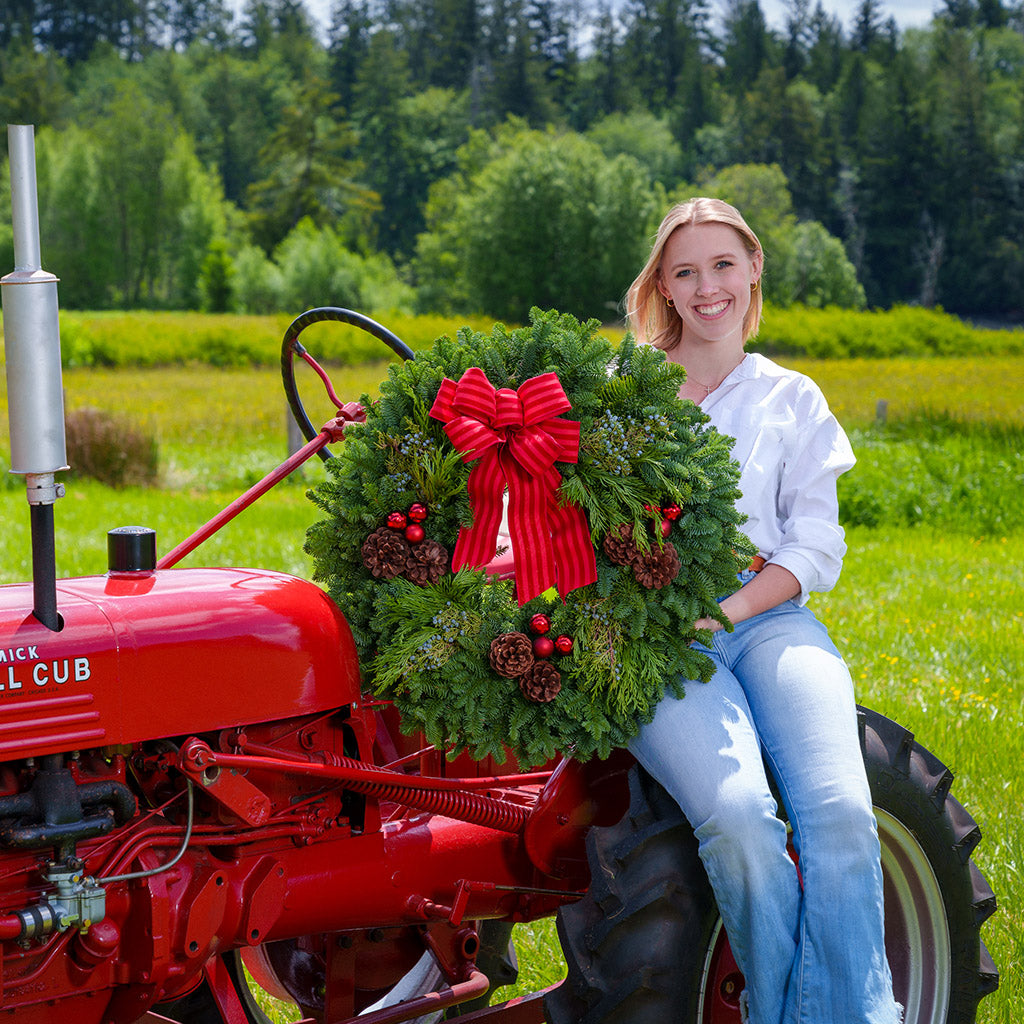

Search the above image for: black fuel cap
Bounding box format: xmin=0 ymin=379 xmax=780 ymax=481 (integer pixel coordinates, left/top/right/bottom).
xmin=107 ymin=526 xmax=157 ymax=572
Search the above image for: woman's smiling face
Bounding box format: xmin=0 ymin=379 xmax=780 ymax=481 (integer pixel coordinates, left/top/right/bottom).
xmin=657 ymin=221 xmax=762 ymax=347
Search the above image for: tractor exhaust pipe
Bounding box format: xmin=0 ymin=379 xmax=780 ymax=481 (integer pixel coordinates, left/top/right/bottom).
xmin=2 ymin=124 xmax=67 ymax=631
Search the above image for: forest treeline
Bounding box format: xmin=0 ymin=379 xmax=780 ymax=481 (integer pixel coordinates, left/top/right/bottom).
xmin=0 ymin=0 xmax=1022 ymax=323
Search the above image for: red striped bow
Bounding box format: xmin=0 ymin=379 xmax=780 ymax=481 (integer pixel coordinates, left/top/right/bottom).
xmin=429 ymin=367 xmax=597 ymax=606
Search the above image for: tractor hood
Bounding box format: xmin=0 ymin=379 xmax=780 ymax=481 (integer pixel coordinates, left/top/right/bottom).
xmin=0 ymin=567 xmax=361 ymax=760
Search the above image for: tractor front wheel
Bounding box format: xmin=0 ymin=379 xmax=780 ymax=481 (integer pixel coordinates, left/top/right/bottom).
xmin=155 ymin=920 xmax=517 ymax=1024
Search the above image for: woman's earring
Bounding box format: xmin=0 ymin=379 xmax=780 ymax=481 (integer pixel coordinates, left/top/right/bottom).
xmin=751 ymin=280 xmax=759 ymax=292
xmin=666 ymin=297 xmax=675 ymax=308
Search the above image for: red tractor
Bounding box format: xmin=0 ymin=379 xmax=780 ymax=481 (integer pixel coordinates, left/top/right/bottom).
xmin=0 ymin=125 xmax=997 ymax=1024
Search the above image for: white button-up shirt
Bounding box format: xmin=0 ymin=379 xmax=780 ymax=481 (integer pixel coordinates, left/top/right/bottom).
xmin=700 ymin=352 xmax=855 ymax=603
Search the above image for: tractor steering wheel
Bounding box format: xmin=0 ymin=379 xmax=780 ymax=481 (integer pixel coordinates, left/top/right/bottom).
xmin=280 ymin=307 xmax=414 ymax=461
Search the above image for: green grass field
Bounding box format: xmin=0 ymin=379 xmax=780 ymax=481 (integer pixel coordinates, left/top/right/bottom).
xmin=0 ymin=354 xmax=1020 ymax=1022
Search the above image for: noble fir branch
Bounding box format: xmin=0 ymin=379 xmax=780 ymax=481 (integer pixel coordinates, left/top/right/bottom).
xmin=597 ymin=371 xmax=640 ymax=407
xmin=610 ymin=639 xmax=670 ymax=719
xmin=506 ymin=698 xmax=539 ymax=749
xmin=481 ymin=342 xmax=514 ymax=390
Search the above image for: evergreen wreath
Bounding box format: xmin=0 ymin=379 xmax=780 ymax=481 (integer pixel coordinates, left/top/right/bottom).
xmin=305 ymin=308 xmax=754 ymax=768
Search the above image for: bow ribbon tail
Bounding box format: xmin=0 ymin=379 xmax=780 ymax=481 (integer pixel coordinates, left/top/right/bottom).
xmin=451 ymin=449 xmax=506 ymax=572
xmin=505 ymin=453 xmax=558 ymax=605
xmin=546 ymin=470 xmax=598 ymax=597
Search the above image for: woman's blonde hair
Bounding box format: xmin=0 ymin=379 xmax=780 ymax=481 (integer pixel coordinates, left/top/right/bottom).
xmin=626 ymin=197 xmax=764 ymax=351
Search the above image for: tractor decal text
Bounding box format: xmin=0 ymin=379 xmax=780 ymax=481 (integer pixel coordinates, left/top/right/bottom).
xmin=1 ymin=657 xmax=91 ymax=691
xmin=0 ymin=646 xmax=39 ymax=663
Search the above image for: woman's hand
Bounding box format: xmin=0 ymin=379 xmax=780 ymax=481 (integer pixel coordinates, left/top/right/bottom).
xmin=693 ymin=616 xmax=723 ymax=633
xmin=695 ymin=563 xmax=802 ymax=634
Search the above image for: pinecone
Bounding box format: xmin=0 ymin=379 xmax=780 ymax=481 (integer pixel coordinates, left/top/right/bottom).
xmin=404 ymin=539 xmax=449 ymax=586
xmin=633 ymin=540 xmax=680 ymax=589
xmin=361 ymin=526 xmax=411 ymax=580
xmin=602 ymin=522 xmax=641 ymax=567
xmin=519 ymin=661 xmax=562 ymax=703
xmin=489 ymin=632 xmax=535 ymax=678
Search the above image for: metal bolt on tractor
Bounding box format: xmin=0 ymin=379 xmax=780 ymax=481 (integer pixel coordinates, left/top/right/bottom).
xmin=0 ymin=124 xmax=999 ymax=1024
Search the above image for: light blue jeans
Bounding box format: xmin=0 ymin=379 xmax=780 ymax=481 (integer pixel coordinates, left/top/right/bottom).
xmin=630 ymin=584 xmax=901 ymax=1024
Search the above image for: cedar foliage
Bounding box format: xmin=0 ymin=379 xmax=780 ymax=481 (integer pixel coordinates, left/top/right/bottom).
xmin=305 ymin=308 xmax=754 ymax=766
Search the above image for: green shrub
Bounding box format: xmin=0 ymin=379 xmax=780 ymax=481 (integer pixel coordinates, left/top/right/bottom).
xmin=64 ymin=407 xmax=159 ymax=487
xmin=199 ymin=240 xmax=236 ymax=313
xmin=2 ymin=306 xmax=1019 ymax=372
xmin=839 ymin=415 xmax=1024 ymax=533
xmin=753 ymin=304 xmax=1024 ymax=359
xmin=1 ymin=311 xmax=503 ymax=369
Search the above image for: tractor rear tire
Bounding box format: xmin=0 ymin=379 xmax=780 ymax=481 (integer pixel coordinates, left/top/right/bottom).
xmin=547 ymin=706 xmax=998 ymax=1024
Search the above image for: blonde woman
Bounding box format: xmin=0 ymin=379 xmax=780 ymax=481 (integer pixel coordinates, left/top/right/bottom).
xmin=626 ymin=198 xmax=900 ymax=1024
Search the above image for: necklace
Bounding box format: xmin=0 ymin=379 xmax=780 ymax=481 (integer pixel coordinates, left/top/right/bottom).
xmin=687 ymin=358 xmax=742 ymax=398
xmin=688 ymin=376 xmax=719 ymax=398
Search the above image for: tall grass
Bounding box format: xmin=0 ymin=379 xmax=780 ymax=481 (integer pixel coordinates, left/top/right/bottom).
xmin=825 ymin=528 xmax=1021 ymax=1024
xmin=787 ymin=355 xmax=1024 ymax=429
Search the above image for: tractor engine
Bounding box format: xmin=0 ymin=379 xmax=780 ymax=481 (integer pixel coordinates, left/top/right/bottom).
xmin=0 ymin=561 xmax=367 ymax=1020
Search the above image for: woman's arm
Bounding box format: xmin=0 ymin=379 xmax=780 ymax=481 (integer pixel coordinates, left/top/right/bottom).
xmin=694 ymin=563 xmax=801 ymax=633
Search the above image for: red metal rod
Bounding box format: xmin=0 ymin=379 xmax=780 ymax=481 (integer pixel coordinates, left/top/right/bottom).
xmin=299 ymin=348 xmax=346 ymax=411
xmin=156 ymin=432 xmax=331 ymax=569
xmin=442 ymin=985 xmax=554 ymax=1023
xmin=197 ymin=749 xmax=532 ymax=833
xmin=340 ymin=969 xmax=490 ymax=1024
xmin=207 ymin=749 xmax=551 ymax=793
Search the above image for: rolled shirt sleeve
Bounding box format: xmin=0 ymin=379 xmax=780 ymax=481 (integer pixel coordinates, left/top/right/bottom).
xmin=702 ymin=354 xmax=856 ymax=604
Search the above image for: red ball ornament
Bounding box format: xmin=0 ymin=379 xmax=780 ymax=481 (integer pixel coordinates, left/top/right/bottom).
xmin=533 ymin=636 xmax=555 ymax=659
xmin=529 ymin=614 xmax=551 ymax=635
xmin=554 ymin=635 xmax=574 ymax=655
xmin=408 ymin=503 xmax=428 ymax=522
xmin=659 ymin=518 xmax=673 ymax=539
xmin=387 ymin=511 xmax=407 ymax=530
xmin=664 ymin=504 xmax=682 ymax=521
xmin=404 ymin=523 xmax=425 ymax=544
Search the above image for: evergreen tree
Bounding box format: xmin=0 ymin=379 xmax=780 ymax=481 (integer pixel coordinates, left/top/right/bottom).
xmin=782 ymin=0 xmax=812 ymax=79
xmin=160 ymin=0 xmax=233 ymax=50
xmin=977 ymin=0 xmax=1009 ymax=27
xmin=0 ymin=42 xmax=71 ymax=127
xmin=721 ymin=0 xmax=771 ymax=95
xmin=851 ymin=0 xmax=883 ymax=52
xmin=845 ymin=47 xmax=931 ymax=306
xmin=326 ymin=0 xmax=372 ymax=109
xmin=35 ymin=0 xmax=136 ymax=63
xmin=803 ymin=2 xmax=844 ymax=93
xmin=247 ymin=73 xmax=374 ymax=252
xmin=350 ymin=29 xmax=416 ymax=254
xmin=0 ymin=0 xmax=35 ymax=48
xmin=926 ymin=24 xmax=1008 ymax=312
xmin=585 ymin=3 xmax=624 ymax=118
xmin=620 ymin=0 xmax=710 ymax=113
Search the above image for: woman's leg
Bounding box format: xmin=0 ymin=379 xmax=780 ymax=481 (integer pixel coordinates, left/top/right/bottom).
xmin=729 ymin=601 xmax=899 ymax=1024
xmin=629 ymin=656 xmax=802 ymax=1024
